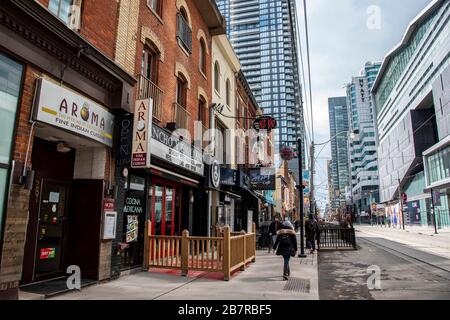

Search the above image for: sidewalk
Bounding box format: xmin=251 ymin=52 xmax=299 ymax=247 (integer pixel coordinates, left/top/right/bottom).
xmin=355 ymin=225 xmax=450 ymax=259
xmin=20 ymin=250 xmax=319 ymax=300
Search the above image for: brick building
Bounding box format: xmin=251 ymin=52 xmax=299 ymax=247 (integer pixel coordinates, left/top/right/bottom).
xmin=110 ymin=0 xmax=226 ymax=276
xmin=0 ymin=0 xmax=274 ymax=299
xmin=0 ymin=0 xmax=134 ymax=299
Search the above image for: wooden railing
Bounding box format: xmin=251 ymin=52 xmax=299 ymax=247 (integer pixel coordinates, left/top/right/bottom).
xmin=137 ymin=74 xmax=164 ymax=121
xmin=144 ymin=221 xmax=256 ymax=281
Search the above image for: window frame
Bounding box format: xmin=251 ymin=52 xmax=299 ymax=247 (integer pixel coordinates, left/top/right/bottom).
xmin=199 ymin=38 xmax=207 ymax=76
xmin=176 ymin=75 xmax=188 ymax=108
xmin=148 ymin=0 xmax=163 ymax=18
xmin=214 ymin=61 xmax=220 ymax=94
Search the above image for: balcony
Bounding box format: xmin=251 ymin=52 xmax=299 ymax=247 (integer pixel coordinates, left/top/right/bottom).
xmin=172 ymin=103 xmax=191 ymax=130
xmin=176 ymin=13 xmax=192 ymax=54
xmin=137 ymin=74 xmax=163 ymax=122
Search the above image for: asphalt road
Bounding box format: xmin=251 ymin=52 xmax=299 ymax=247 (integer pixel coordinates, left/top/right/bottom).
xmin=318 ymin=234 xmax=450 ymax=300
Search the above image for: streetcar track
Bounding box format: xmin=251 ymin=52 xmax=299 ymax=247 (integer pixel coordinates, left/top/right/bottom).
xmin=358 ymin=236 xmax=450 ymax=281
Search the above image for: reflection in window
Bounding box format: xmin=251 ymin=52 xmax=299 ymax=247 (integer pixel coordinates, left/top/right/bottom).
xmin=165 ymin=187 xmax=173 ymax=235
xmin=154 ymin=185 xmax=163 ymax=235
xmin=49 ymin=0 xmax=74 ymax=25
xmin=0 ymin=53 xmax=22 ymax=248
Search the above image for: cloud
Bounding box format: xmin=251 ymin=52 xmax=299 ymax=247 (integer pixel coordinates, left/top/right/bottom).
xmin=296 ymin=0 xmax=432 ymax=209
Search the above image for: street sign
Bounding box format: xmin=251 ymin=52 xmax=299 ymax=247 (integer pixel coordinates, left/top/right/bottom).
xmin=252 ymin=116 xmax=277 ymax=131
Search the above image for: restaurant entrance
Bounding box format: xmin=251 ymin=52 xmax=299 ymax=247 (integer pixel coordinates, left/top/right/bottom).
xmin=150 ymin=177 xmax=182 ymax=236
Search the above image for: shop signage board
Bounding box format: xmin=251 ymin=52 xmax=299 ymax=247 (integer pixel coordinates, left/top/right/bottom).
xmin=131 ymin=99 xmax=153 ymax=168
xmin=210 ymin=160 xmax=221 ymax=188
xmin=220 ymin=168 xmax=237 ymax=186
xmin=117 ymin=113 xmax=133 ymax=167
xmin=151 ymin=124 xmax=204 ymax=176
xmin=252 ymin=116 xmax=277 ymax=132
xmin=248 ymin=168 xmax=276 ymax=190
xmin=33 ymin=78 xmax=115 ymax=147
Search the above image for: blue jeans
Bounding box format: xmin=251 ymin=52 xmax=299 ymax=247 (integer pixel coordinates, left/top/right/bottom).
xmin=283 ymin=255 xmax=291 ymax=276
xmin=307 ymin=239 xmax=315 ymax=251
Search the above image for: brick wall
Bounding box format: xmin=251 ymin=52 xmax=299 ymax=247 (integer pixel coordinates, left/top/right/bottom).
xmin=36 ymin=0 xmax=119 ymax=59
xmin=133 ymin=0 xmax=213 ymax=141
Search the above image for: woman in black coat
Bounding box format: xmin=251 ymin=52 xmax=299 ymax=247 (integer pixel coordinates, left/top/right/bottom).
xmin=273 ymin=223 xmax=298 ymax=280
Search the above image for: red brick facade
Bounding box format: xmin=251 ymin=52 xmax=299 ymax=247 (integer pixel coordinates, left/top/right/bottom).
xmin=135 ymin=0 xmax=213 ymax=138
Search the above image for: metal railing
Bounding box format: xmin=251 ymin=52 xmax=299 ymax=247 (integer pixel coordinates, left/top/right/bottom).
xmin=318 ymin=225 xmax=357 ymax=250
xmin=137 ymin=74 xmax=163 ymax=121
xmin=172 ymin=102 xmax=191 ymax=130
xmin=176 ymin=13 xmax=192 ymax=53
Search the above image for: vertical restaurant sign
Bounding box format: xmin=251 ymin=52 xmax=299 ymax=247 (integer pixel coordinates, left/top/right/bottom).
xmin=116 ymin=113 xmax=133 ymax=166
xmin=131 ymin=98 xmax=153 ymax=168
xmin=33 ymin=78 xmax=115 ymax=147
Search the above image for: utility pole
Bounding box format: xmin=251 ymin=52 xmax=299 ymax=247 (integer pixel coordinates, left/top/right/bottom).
xmin=297 ymin=138 xmax=307 ymax=258
xmin=431 ymin=188 xmax=438 ymax=235
xmin=309 ymin=143 xmax=315 ymax=216
xmin=398 ymin=178 xmax=405 ymax=230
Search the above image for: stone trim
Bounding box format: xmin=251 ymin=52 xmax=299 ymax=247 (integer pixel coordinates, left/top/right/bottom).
xmin=175 ymin=0 xmax=192 ymax=28
xmin=197 ymin=29 xmax=209 ymax=54
xmin=141 ymin=26 xmax=165 ymax=62
xmin=175 ymin=62 xmax=191 ymax=89
xmin=198 ymin=86 xmax=209 ymax=106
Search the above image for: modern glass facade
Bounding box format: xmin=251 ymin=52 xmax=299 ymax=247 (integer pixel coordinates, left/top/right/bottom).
xmin=0 ymin=53 xmax=23 ymax=245
xmin=216 ymin=0 xmax=305 ymax=154
xmin=346 ymin=62 xmax=381 ymax=215
xmin=328 ymin=97 xmax=350 ymax=211
xmin=426 ymin=145 xmax=450 ymax=186
xmin=373 ymin=1 xmax=450 ymax=203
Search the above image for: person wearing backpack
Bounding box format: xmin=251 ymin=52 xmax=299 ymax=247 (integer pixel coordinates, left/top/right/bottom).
xmin=273 ymin=222 xmax=298 ymax=281
xmin=305 ymin=213 xmax=318 ymax=254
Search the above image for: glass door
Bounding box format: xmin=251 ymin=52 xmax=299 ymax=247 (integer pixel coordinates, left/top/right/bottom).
xmin=150 ymin=179 xmax=181 ymax=236
xmin=34 ymin=180 xmax=69 ymax=279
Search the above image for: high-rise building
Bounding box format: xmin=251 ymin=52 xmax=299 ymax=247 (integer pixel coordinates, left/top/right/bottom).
xmin=346 ymin=62 xmax=381 ymax=216
xmin=327 ymin=160 xmax=334 ymax=214
xmin=216 ymin=0 xmax=305 ymax=157
xmin=372 ymin=0 xmax=450 ymax=228
xmin=328 ymin=97 xmax=350 ymax=212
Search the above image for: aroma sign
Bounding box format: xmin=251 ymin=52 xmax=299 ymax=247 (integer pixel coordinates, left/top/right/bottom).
xmin=131 ymin=98 xmax=153 ymax=168
xmin=33 ymin=78 xmax=115 ymax=147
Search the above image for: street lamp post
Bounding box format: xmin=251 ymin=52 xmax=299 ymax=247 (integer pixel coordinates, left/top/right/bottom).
xmin=297 ymin=138 xmax=307 ymax=258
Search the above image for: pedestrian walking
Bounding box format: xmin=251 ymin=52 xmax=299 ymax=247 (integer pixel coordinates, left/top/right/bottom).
xmin=273 ymin=221 xmax=297 ymax=281
xmin=305 ymin=213 xmax=318 ymax=254
xmin=268 ymin=217 xmax=280 ymax=253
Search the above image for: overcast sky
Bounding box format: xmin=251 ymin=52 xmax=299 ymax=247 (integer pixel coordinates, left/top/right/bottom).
xmin=295 ymin=0 xmax=432 ymax=211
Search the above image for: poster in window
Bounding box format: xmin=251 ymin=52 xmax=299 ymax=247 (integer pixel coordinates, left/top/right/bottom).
xmin=126 ymin=215 xmax=139 ymax=243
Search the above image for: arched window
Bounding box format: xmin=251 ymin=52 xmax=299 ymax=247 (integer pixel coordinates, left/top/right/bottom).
xmin=199 ymin=39 xmax=206 ymax=75
xmin=179 ymin=6 xmax=188 ymax=21
xmin=177 ymin=6 xmax=192 ymax=53
xmin=214 ymin=62 xmax=220 ymax=93
xmin=225 ymin=79 xmax=231 ymax=106
xmin=176 ymin=73 xmax=188 ymax=108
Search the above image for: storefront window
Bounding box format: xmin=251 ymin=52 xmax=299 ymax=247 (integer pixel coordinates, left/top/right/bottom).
xmin=0 ymin=170 xmax=7 ymax=239
xmin=165 ymin=187 xmax=173 ymax=235
xmin=0 ymin=54 xmax=22 ymax=164
xmin=0 ymin=53 xmax=23 ymax=245
xmin=426 ymin=145 xmax=450 ymax=185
